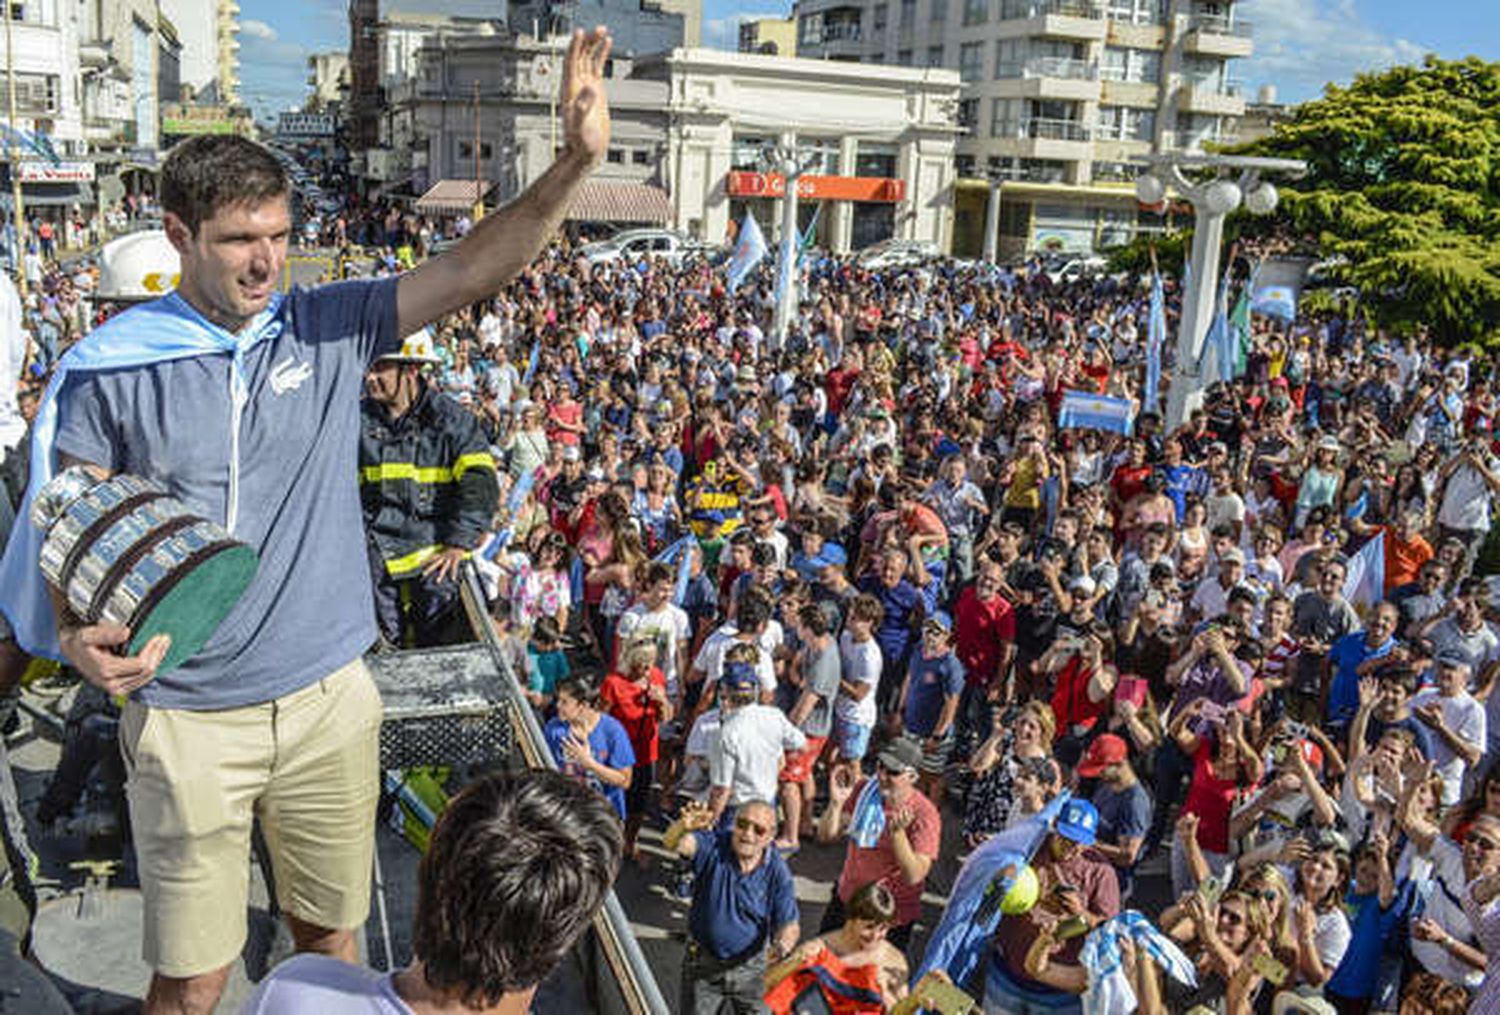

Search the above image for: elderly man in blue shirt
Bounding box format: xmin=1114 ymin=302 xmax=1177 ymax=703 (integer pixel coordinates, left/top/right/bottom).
xmin=665 ymin=797 xmax=801 ymax=1014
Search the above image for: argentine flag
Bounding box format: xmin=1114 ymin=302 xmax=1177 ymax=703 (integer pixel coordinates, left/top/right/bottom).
xmin=1143 ymin=270 xmax=1165 ymax=412
xmin=1251 ymin=283 xmax=1298 ymax=322
xmin=1058 ymin=391 xmax=1135 ymax=435
xmin=725 ymin=213 xmax=768 ymax=293
xmin=1344 ymin=531 xmax=1386 ymax=610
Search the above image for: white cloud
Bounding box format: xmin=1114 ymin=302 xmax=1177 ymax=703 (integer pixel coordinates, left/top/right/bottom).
xmin=240 ymin=19 xmax=278 ymax=41
xmin=1243 ymin=0 xmax=1431 ymax=103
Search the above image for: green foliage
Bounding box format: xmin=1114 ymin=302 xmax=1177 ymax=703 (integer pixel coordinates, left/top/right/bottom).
xmin=1103 ymin=231 xmax=1189 ymax=277
xmin=1233 ymin=56 xmax=1500 ymax=347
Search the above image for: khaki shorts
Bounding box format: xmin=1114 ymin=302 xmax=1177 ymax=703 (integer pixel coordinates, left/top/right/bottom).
xmin=120 ymin=657 xmax=382 ymax=977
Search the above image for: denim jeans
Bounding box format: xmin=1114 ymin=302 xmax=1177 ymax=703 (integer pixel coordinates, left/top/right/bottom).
xmin=681 ymin=944 xmax=770 ymax=1015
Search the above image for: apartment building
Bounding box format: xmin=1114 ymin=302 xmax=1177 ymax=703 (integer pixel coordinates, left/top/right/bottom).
xmin=794 ymin=0 xmax=1252 ymax=258
xmin=738 ymin=16 xmax=798 ymax=56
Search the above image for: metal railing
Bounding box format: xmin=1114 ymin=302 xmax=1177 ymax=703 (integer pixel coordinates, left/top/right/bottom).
xmin=998 ymin=0 xmax=1104 ymax=20
xmin=457 ymin=569 xmax=671 ymax=1015
xmin=1022 ymin=56 xmax=1099 ymax=80
xmin=1022 ymin=116 xmax=1092 ymax=141
xmin=818 ymin=20 xmax=863 ymax=41
xmin=1187 ymin=14 xmax=1253 ymax=37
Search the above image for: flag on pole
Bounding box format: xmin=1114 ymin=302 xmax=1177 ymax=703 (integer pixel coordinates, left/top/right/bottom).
xmin=1344 ymin=531 xmax=1386 ymax=610
xmin=1058 ymin=391 xmax=1136 ymax=435
xmin=1144 ymin=269 xmax=1166 ymax=412
xmin=798 ymin=204 xmax=821 ymax=267
xmin=1229 ymin=266 xmax=1254 ymax=378
xmin=522 ymin=341 xmax=540 ymax=387
xmin=725 ymin=212 xmax=768 ymax=293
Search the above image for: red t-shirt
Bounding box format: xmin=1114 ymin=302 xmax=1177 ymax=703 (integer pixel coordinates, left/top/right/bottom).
xmin=825 ymin=367 xmax=861 ymax=416
xmin=1383 ymin=527 xmax=1434 ymax=594
xmin=546 ymin=400 xmax=583 ymax=446
xmin=954 ymin=587 xmax=1016 ymax=690
xmin=837 ymin=781 xmax=941 ymax=926
xmin=599 ymin=668 xmax=667 ymax=764
xmin=1110 ymin=464 xmax=1152 ymax=507
xmin=1050 ymin=657 xmax=1110 ymax=738
xmin=1185 ymin=740 xmax=1242 ymax=855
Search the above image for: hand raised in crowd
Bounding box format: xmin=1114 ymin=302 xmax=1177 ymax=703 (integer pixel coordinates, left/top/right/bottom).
xmin=678 ymin=800 xmax=715 ymax=832
xmin=559 ymin=28 xmax=613 ymax=167
xmin=828 ymin=765 xmax=857 ymax=803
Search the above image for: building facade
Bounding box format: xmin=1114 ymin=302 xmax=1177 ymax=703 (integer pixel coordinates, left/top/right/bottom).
xmin=3 ymin=0 xmax=84 ymax=157
xmin=638 ymin=48 xmax=959 ymax=251
xmin=506 ymin=0 xmax=691 ymax=58
xmin=159 ymin=0 xmax=238 ymax=103
xmin=306 ymin=52 xmax=351 ymax=111
xmin=737 ymin=17 xmax=797 ymax=56
xmin=794 ymin=0 xmax=1252 ymax=257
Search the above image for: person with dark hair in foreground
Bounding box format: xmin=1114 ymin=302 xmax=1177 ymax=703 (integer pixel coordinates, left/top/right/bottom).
xmin=241 ymin=768 xmax=624 ymax=1013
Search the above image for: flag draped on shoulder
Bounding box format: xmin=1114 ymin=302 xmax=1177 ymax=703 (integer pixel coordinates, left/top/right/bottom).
xmin=1343 ymin=531 xmax=1386 ymax=610
xmin=726 ymin=213 xmax=768 ymax=293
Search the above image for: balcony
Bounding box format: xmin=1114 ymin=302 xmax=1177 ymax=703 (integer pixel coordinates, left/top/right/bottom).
xmin=996 ymin=0 xmax=1106 ymax=41
xmin=1182 ymin=15 xmax=1253 ymax=58
xmin=1177 ymin=79 xmax=1245 ymax=116
xmin=1005 ymin=55 xmax=1101 ymax=99
xmin=994 ymin=116 xmax=1093 ymax=160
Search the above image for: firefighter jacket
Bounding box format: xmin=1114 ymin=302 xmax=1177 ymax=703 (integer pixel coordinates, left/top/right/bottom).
xmin=359 ymin=384 xmax=499 ymax=577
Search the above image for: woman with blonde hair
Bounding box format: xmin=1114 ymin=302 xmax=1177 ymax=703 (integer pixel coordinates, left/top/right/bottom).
xmin=964 ymin=700 xmax=1057 ymax=847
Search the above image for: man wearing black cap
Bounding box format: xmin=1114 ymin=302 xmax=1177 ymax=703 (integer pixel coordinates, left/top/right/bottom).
xmin=816 ymin=736 xmax=941 ymax=952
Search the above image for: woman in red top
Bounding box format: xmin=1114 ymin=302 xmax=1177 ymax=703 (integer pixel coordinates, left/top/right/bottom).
xmin=1042 ymin=624 xmax=1117 ymax=751
xmin=600 ymin=639 xmax=673 ymax=863
xmin=544 ymin=382 xmax=586 ymax=447
xmin=764 ymin=882 xmax=908 ymax=1014
xmin=1167 ymin=700 xmax=1262 ymax=898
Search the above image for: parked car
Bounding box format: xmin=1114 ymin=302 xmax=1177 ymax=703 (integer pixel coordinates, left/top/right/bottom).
xmin=854 ymin=238 xmax=940 ymax=270
xmin=578 ymin=229 xmax=717 ymax=265
xmin=1045 ymin=255 xmax=1110 ymax=285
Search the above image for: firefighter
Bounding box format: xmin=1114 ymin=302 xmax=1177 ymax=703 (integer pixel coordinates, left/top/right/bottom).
xmin=360 ymin=328 xmax=499 ymax=646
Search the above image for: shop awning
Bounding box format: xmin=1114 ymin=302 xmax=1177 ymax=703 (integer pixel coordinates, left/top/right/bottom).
xmin=17 ymin=181 xmax=95 ymax=207
xmin=566 ymin=179 xmax=671 ymax=223
xmin=414 ymin=179 xmax=494 ymax=214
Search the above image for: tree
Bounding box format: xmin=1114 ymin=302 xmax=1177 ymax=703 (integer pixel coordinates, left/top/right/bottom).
xmin=1234 ymin=56 xmax=1500 ymax=346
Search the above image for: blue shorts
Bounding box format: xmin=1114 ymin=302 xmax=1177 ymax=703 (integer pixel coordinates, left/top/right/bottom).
xmin=835 ymin=716 xmax=872 ymax=760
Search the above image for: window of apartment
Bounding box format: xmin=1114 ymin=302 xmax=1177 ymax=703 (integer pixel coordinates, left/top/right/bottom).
xmin=632 ymin=149 xmax=652 ymax=165
xmin=856 ymin=142 xmax=899 ymax=177
xmin=798 ymin=13 xmax=823 ymax=45
xmin=873 ymin=3 xmax=888 ymax=31
xmin=927 ymin=44 xmax=945 ymax=65
xmin=994 ymin=38 xmax=1024 ymax=78
xmin=959 ymin=41 xmax=985 ymax=81
xmin=897 ymin=49 xmax=913 ymax=65
xmin=900 ymin=0 xmax=917 ymax=27
xmin=731 ymin=135 xmax=769 ymax=171
xmin=1100 ymin=45 xmax=1160 ymax=83
xmin=1096 ymin=104 xmax=1155 ymax=141
xmin=962 ymin=0 xmax=988 ymax=26
xmin=1106 ymin=0 xmax=1166 ymax=24
xmin=991 ymin=98 xmax=1020 ymax=137
xmin=955 ymin=154 xmax=976 ymax=177
xmin=2 ymin=73 xmax=59 ymax=114
xmin=1181 ymin=54 xmax=1224 ymax=89
xmin=957 ymin=97 xmax=979 ymax=129
xmin=1092 ymin=160 xmax=1134 ymax=183
xmin=606 ymin=148 xmax=624 ymax=164
xmin=986 ymin=155 xmax=1009 ymax=176
xmin=456 ymin=140 xmax=494 ymax=160
xmin=1022 ymin=160 xmax=1069 ymax=182
xmin=930 ymin=0 xmax=947 ymax=21
xmin=799 ymin=137 xmax=842 ymax=174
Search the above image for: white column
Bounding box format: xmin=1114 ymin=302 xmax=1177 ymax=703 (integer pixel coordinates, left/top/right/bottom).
xmin=1166 ymin=201 xmax=1225 ymax=427
xmin=983 ymin=179 xmax=1002 ymax=262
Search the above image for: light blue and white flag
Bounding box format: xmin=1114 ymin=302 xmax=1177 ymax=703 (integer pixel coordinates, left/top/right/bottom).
xmin=651 ymin=534 xmax=697 ymax=607
xmin=1251 ymin=284 xmax=1298 ymax=322
xmin=848 ymin=777 xmax=886 ymax=848
xmin=1249 ymin=256 xmax=1311 ymax=322
xmin=1058 ymin=391 xmax=1135 ymax=435
xmin=917 ymin=792 xmax=1072 ymax=987
xmin=725 ymin=213 xmax=768 ymax=293
xmin=773 ymin=229 xmax=797 ymax=308
xmin=1344 ymin=530 xmax=1386 ymax=610
xmin=1080 ymin=910 xmax=1198 ymax=1015
xmin=1199 ymin=262 xmax=1235 ymax=383
xmin=1143 ymin=269 xmax=1166 ymax=411
xmin=522 ymin=341 xmax=540 ymax=387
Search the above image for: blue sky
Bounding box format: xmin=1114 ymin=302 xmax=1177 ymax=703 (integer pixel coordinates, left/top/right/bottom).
xmin=237 ymin=0 xmax=1500 ymax=120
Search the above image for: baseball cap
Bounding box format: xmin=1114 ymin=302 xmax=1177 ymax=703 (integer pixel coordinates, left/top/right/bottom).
xmin=585 ymin=465 xmax=607 ymax=483
xmin=1068 ymin=575 xmax=1097 ymax=596
xmin=721 ymin=661 xmax=760 ymax=694
xmin=1437 ymin=650 xmax=1472 ymax=671
xmin=1075 ymin=735 xmax=1130 ymax=779
xmin=924 ymin=611 xmax=953 ymax=634
xmin=1054 ymin=799 xmax=1100 ymax=846
xmin=877 ymin=736 xmax=923 ymax=775
xmin=562 ymin=445 xmax=582 ymax=462
xmin=1220 ymin=547 xmax=1246 ymax=566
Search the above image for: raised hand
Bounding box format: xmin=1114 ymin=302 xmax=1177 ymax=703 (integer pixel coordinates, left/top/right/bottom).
xmin=559 ymin=28 xmax=613 ymax=167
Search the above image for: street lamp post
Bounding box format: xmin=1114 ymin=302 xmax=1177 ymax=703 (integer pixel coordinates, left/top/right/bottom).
xmin=4 ymin=0 xmax=27 ymax=301
xmin=1133 ymin=153 xmax=1305 ymax=428
xmin=765 ymin=145 xmax=821 ymax=349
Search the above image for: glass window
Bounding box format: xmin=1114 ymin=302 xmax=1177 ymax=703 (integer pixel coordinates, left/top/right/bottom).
xmin=931 ymin=0 xmax=947 ymax=20
xmin=873 ymin=3 xmax=888 ymax=30
xmin=927 ymin=44 xmax=945 ymax=65
xmin=995 ymin=38 xmax=1023 ymax=78
xmin=957 ymin=97 xmax=979 ymax=129
xmin=955 ymin=153 xmax=976 ymax=177
xmin=991 ymin=98 xmax=1019 ymax=137
xmin=962 ymin=0 xmax=987 ymax=26
xmin=900 ymin=0 xmax=917 ymax=26
xmin=897 ymin=49 xmax=912 ymax=64
xmin=856 ymin=142 xmax=899 ymax=177
xmin=731 ymin=135 xmax=768 ymax=171
xmin=959 ymin=41 xmax=984 ymax=81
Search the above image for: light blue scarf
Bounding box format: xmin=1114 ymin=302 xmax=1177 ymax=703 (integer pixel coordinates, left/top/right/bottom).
xmin=0 ymin=291 xmax=286 ymax=660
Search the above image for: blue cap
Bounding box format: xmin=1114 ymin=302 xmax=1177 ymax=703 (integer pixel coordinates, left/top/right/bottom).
xmin=1055 ymin=799 xmax=1100 ymax=846
xmin=924 ymin=611 xmax=953 ymax=634
xmin=722 ymin=661 xmax=760 ymax=694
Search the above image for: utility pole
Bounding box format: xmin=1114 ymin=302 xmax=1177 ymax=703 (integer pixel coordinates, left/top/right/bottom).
xmin=471 ymin=80 xmax=484 ymax=221
xmin=767 ymin=145 xmax=821 ymax=349
xmin=4 ymin=0 xmax=27 ymax=303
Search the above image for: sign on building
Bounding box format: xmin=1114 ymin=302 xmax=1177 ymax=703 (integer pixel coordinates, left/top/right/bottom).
xmin=278 ymin=113 xmax=337 ymax=137
xmin=18 ymin=162 xmax=96 ymax=183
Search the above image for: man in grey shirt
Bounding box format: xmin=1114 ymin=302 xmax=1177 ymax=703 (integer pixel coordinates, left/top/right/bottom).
xmin=9 ymin=30 xmax=617 ymax=1015
xmin=779 ymin=603 xmax=843 ymax=851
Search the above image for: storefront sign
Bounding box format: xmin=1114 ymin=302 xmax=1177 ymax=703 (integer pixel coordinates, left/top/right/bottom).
xmin=277 ymin=112 xmax=337 ymax=137
xmin=727 ymin=171 xmax=905 ymax=203
xmin=18 ymin=161 xmax=95 ymax=183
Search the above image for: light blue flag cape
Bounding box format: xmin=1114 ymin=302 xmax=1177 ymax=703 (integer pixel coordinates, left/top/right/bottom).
xmin=725 ymin=213 xmax=768 ymax=293
xmin=1343 ymin=530 xmax=1385 ymax=610
xmin=917 ymin=791 xmax=1072 ymax=989
xmin=1143 ymin=270 xmax=1166 ymax=411
xmin=652 ymin=534 xmax=697 ymax=607
xmin=0 ymin=291 xmax=287 ymax=660
xmin=1080 ymin=910 xmax=1198 ymax=1015
xmin=848 ymin=776 xmax=886 ymax=848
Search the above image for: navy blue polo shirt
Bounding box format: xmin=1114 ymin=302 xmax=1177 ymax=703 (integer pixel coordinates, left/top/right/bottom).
xmin=687 ymin=830 xmax=799 ymax=962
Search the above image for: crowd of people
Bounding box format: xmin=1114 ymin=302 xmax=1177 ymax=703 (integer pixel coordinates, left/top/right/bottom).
xmin=3 ymin=35 xmax=1500 ymax=1015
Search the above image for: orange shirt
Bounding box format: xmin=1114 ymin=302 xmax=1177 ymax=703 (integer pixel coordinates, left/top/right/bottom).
xmin=1383 ymin=527 xmax=1434 ymax=594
